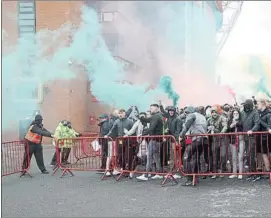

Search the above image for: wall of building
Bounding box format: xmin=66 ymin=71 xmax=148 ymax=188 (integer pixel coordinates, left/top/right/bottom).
xmin=2 ymin=1 xmax=222 ymax=142
xmin=2 ymin=1 xmax=19 ymax=141
xmin=2 ymin=1 xmax=104 ymax=142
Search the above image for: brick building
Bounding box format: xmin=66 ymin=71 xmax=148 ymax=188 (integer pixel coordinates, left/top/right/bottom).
xmin=3 ymin=1 xmax=101 ymax=141
xmin=2 ymin=1 xmax=223 ymax=141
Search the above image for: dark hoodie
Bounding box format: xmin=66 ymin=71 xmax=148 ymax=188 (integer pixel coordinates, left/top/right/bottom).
xmin=27 ymin=115 xmax=53 ymax=144
xmin=259 ymin=107 xmax=271 ymax=132
xmin=241 ymin=99 xmax=260 ymax=132
xmin=98 ymin=116 xmax=111 ymax=137
xmin=160 ymin=105 xmax=182 ymax=139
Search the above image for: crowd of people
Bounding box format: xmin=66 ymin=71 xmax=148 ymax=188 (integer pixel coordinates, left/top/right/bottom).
xmin=98 ymin=97 xmax=271 ymax=186
xmin=22 ymin=97 xmax=271 ymax=186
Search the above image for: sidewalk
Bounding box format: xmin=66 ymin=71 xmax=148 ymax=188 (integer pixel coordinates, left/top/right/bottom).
xmin=43 ymin=144 xmax=55 ymax=149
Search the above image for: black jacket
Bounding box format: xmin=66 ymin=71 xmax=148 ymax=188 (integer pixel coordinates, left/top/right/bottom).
xmin=166 ymin=115 xmax=182 ymax=139
xmin=108 ymin=116 xmax=118 ymax=139
xmin=107 ymin=118 xmax=133 ymax=137
xmin=160 ymin=105 xmax=182 ymax=139
xmin=228 ymin=119 xmax=243 ymax=133
xmin=259 ymin=108 xmax=271 ymax=131
xmin=99 ymin=120 xmax=111 ymax=137
xmin=241 ymin=109 xmax=260 ymax=132
xmin=141 ymin=112 xmax=163 ymax=136
xmin=28 ymin=121 xmax=52 ymax=145
xmin=227 ymin=118 xmax=243 ymax=144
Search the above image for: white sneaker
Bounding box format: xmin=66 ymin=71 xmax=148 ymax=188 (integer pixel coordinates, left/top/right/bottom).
xmin=151 ymin=174 xmax=163 ymax=180
xmin=113 ymin=169 xmax=120 ymax=175
xmin=173 ymin=174 xmax=182 ymax=179
xmin=105 ymin=171 xmax=111 ymax=176
xmin=136 ymin=174 xmax=148 ymax=181
xmin=229 ymin=175 xmax=237 ymax=179
xmin=238 ymin=175 xmax=243 ymax=180
xmin=129 ymin=172 xmax=134 ymax=178
xmin=211 ymin=175 xmax=217 ymax=179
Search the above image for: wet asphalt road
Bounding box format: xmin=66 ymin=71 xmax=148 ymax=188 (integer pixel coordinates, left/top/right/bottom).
xmin=2 ymin=148 xmax=271 ymax=217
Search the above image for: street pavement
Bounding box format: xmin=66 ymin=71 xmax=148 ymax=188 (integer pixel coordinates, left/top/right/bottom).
xmin=2 ymin=148 xmax=271 ymax=217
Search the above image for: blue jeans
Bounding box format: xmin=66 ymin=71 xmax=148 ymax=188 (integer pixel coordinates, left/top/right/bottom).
xmin=146 ymin=140 xmax=161 ymax=174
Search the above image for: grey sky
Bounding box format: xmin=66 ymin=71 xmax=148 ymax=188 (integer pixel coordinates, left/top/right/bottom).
xmin=221 ymin=1 xmax=271 ymax=56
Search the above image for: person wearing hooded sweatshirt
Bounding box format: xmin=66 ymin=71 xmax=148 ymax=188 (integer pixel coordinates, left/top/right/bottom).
xmin=256 ymin=99 xmax=271 ymax=178
xmin=207 ymin=106 xmax=228 ymax=179
xmin=50 ymin=120 xmax=81 ymax=166
xmin=160 ymin=105 xmax=183 ymax=177
xmin=241 ymin=99 xmax=260 ymax=181
xmin=179 ymin=106 xmax=208 ymax=186
xmin=23 ymin=115 xmax=54 ymax=174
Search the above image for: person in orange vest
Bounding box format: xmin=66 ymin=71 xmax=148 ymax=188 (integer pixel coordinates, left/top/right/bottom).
xmin=23 ymin=114 xmax=55 ymax=174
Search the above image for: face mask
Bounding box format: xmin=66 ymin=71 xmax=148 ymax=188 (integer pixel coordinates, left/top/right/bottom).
xmin=212 ymin=113 xmax=218 ymax=119
xmin=224 ymin=107 xmax=230 ymax=112
xmin=233 ymin=114 xmax=239 ymax=120
xmin=36 ymin=119 xmax=43 ymax=125
xmin=244 ymin=105 xmax=252 ymax=112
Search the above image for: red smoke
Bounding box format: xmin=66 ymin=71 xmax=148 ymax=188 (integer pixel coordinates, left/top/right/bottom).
xmin=176 ymin=73 xmax=235 ymax=107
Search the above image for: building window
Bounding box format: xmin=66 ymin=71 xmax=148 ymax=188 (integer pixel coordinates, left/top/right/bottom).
xmin=98 ymin=11 xmax=116 ymax=22
xmin=17 ymin=1 xmax=36 ymax=37
xmin=103 ymin=12 xmax=115 ymax=22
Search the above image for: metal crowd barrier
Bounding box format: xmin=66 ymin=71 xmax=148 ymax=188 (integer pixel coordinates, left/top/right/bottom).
xmin=179 ymin=131 xmax=271 ymax=186
xmin=114 ymin=135 xmax=180 ymax=186
xmin=74 ymin=133 xmax=100 ymax=162
xmin=52 ymin=137 xmax=115 ymax=178
xmin=1 ymin=140 xmax=31 ymax=178
xmin=51 ymin=135 xmax=180 ymax=186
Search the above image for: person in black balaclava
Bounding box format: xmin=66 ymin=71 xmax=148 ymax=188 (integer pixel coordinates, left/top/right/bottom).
xmin=23 ymin=115 xmax=55 ymax=174
xmin=241 ymin=99 xmax=260 ymax=182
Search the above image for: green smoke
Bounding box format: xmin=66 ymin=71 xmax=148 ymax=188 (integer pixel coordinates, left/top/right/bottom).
xmin=159 ymin=76 xmax=180 ymax=107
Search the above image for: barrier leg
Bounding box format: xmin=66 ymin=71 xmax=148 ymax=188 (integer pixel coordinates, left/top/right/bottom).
xmin=20 ymin=169 xmax=32 ymax=178
xmin=100 ymin=169 xmax=115 ymax=180
xmin=116 ymin=172 xmax=124 ymax=181
xmin=162 ymin=173 xmax=178 ymax=186
xmin=51 ymin=165 xmax=59 ymax=176
xmin=192 ymin=174 xmax=197 ymax=186
xmin=60 ymin=168 xmax=74 ymax=178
